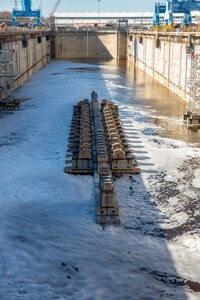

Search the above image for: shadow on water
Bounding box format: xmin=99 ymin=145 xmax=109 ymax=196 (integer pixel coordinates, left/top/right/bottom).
xmin=1 ymin=59 xmax=199 ymax=299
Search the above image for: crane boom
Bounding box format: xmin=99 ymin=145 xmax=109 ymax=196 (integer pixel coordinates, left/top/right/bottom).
xmin=51 ymin=0 xmax=62 ymax=16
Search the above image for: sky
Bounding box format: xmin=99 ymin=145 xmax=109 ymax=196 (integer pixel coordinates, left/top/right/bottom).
xmin=0 ymin=0 xmax=155 ymax=16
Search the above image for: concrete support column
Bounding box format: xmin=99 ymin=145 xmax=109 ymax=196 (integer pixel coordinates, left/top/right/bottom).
xmin=50 ymin=16 xmax=56 ymax=59
xmin=117 ymin=30 xmax=127 ymax=60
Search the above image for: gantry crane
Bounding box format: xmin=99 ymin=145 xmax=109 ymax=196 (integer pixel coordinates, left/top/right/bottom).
xmin=153 ymin=3 xmax=167 ymax=27
xmin=153 ymin=0 xmax=200 ymax=26
xmin=12 ymin=0 xmax=41 ymax=26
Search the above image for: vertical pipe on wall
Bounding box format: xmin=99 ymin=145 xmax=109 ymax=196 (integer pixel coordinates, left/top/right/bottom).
xmin=144 ymin=37 xmax=146 ymax=71
xmin=86 ymin=29 xmax=89 ymax=58
xmin=163 ymin=42 xmax=165 ymax=76
xmin=179 ymin=43 xmax=182 ymax=88
xmin=117 ymin=31 xmax=119 ymax=60
xmin=26 ymin=37 xmax=29 ymax=78
xmin=133 ymin=36 xmax=137 ymax=78
xmin=153 ymin=38 xmax=155 ymax=77
xmin=168 ymin=38 xmax=171 ymax=87
xmin=50 ymin=16 xmax=56 ymax=59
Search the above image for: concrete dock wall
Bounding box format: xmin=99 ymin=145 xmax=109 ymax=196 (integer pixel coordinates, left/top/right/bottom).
xmin=55 ymin=29 xmax=195 ymax=102
xmin=1 ymin=28 xmax=197 ymax=103
xmin=55 ymin=30 xmax=127 ymax=60
xmin=127 ymin=32 xmax=197 ymax=101
xmin=0 ymin=31 xmax=50 ymax=91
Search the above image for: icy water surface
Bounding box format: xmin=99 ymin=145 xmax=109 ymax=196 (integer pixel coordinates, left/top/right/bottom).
xmin=0 ymin=60 xmax=199 ymax=300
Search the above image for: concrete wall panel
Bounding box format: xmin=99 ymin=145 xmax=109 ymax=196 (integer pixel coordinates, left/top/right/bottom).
xmin=127 ymin=32 xmax=192 ymax=101
xmin=55 ymin=31 xmax=126 ymax=60
xmin=1 ymin=32 xmax=50 ymax=94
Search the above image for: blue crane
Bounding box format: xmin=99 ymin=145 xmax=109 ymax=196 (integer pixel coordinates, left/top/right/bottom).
xmin=153 ymin=0 xmax=200 ymax=26
xmin=12 ymin=0 xmax=41 ymax=26
xmin=153 ymin=3 xmax=167 ymax=26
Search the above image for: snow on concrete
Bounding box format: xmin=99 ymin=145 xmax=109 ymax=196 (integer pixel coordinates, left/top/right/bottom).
xmin=0 ymin=60 xmax=199 ymax=299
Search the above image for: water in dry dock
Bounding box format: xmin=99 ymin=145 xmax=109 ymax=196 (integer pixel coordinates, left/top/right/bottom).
xmin=65 ymin=60 xmax=200 ymax=145
xmin=0 ymin=59 xmax=199 ymax=300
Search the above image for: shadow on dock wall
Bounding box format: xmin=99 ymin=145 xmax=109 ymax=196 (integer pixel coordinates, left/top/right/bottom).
xmin=55 ymin=32 xmax=118 ymax=60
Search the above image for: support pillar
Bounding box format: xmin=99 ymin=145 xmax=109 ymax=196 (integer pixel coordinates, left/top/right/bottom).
xmin=50 ymin=16 xmax=56 ymax=60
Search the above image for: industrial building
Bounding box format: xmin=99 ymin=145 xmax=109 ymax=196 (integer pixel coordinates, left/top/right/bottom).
xmin=54 ymin=11 xmax=200 ymax=28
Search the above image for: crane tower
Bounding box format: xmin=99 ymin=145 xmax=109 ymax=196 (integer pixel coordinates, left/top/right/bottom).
xmin=12 ymin=0 xmax=41 ymax=26
xmin=153 ymin=0 xmax=200 ymax=26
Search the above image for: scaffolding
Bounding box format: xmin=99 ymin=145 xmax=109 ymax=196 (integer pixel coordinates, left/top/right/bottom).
xmin=0 ymin=50 xmax=15 ymax=103
xmin=184 ymin=46 xmax=200 ymax=126
xmin=188 ymin=54 xmax=200 ymax=115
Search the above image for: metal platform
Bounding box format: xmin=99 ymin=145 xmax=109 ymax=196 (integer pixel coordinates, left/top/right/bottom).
xmin=184 ymin=47 xmax=200 ymax=128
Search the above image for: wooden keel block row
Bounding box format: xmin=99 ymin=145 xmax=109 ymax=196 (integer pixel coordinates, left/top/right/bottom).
xmin=65 ymin=98 xmax=93 ymax=173
xmin=91 ymin=98 xmax=109 ymax=164
xmin=96 ymin=208 xmax=120 ymax=225
xmin=90 ymin=94 xmax=120 ymax=225
xmin=97 ymin=206 xmax=119 ymax=216
xmin=103 ymin=106 xmax=126 ymax=160
xmin=102 ymin=100 xmax=139 ymax=173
